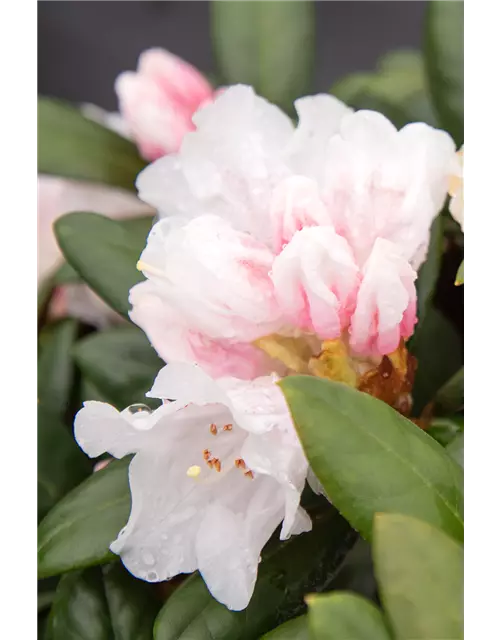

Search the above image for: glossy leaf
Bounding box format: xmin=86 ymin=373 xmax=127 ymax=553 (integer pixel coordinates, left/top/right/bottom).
xmin=38 ymin=406 xmax=91 ymax=522
xmin=426 ymin=416 xmax=463 ymax=447
xmin=280 ymin=376 xmax=464 ymax=543
xmin=261 ymin=615 xmax=309 ymax=639
xmin=102 ymin=563 xmax=162 ymax=640
xmin=410 ymin=307 xmax=463 ymax=416
xmin=425 ymin=1 xmax=464 ymax=145
xmin=416 ymin=214 xmax=443 ymax=324
xmin=154 ymin=508 xmax=355 ymax=640
xmin=47 ymin=569 xmax=112 ymax=640
xmin=446 ymin=432 xmax=464 ymax=469
xmin=73 ymin=324 xmax=164 ymax=410
xmin=54 ymin=213 xmax=153 ymax=318
xmin=434 ymin=367 xmax=464 ymax=415
xmin=211 ymin=1 xmax=314 ymax=112
xmin=38 ymin=97 xmax=145 ymax=190
xmin=332 ymin=50 xmax=436 ymax=128
xmin=38 ymin=457 xmax=131 ymax=579
xmin=38 ymin=319 xmax=79 ymax=417
xmin=307 ymin=592 xmax=390 ymax=640
xmin=374 ymin=513 xmax=463 ymax=640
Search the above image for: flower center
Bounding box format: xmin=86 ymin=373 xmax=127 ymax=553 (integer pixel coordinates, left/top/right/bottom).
xmin=254 ymin=332 xmax=416 ymax=415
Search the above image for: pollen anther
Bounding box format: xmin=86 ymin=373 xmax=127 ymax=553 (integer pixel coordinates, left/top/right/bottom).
xmin=234 ymin=458 xmax=246 ymax=469
xmin=210 ymin=423 xmax=218 ymax=435
xmin=223 ymin=423 xmax=233 ymax=431
xmin=203 ymin=449 xmax=211 ymax=460
xmin=244 ymin=470 xmax=254 ymax=479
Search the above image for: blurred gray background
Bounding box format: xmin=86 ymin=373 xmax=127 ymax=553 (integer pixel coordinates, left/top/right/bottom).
xmin=38 ymin=0 xmax=426 ymax=109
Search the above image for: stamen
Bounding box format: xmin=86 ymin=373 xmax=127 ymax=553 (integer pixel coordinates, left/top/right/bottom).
xmin=234 ymin=458 xmax=246 ymax=469
xmin=203 ymin=449 xmax=211 ymax=460
xmin=186 ymin=465 xmax=201 ymax=478
xmin=207 ymin=459 xmax=214 ymax=469
xmin=136 ymin=260 xmax=166 ymax=279
xmin=244 ymin=470 xmax=254 ymax=479
xmin=213 ymin=458 xmax=222 ymax=473
xmin=210 ymin=423 xmax=218 ymax=435
xmin=223 ymin=423 xmax=233 ymax=431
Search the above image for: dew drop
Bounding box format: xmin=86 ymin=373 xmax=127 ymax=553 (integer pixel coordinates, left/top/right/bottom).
xmin=126 ymin=403 xmax=152 ymax=415
xmin=147 ymin=571 xmax=158 ymax=581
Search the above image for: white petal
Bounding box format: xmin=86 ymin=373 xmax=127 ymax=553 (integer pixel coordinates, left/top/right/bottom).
xmin=148 ymin=362 xmax=228 ymax=405
xmin=287 ymin=94 xmax=352 ymax=180
xmin=74 ymin=401 xmax=162 ymax=459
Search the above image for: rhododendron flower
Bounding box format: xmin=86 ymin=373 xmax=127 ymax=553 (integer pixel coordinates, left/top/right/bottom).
xmin=115 ymin=48 xmax=215 ymax=161
xmin=130 ymin=85 xmax=455 ymax=402
xmin=74 ymin=363 xmax=310 ymax=611
xmin=38 ymin=174 xmax=152 ymax=325
xmin=448 ymin=146 xmax=464 ymax=230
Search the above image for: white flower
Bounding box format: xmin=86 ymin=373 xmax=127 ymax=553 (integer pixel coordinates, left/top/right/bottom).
xmin=74 ymin=363 xmax=310 ymax=611
xmin=130 ymin=86 xmax=455 ymax=376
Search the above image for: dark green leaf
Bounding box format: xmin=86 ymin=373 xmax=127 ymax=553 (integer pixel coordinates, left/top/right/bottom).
xmin=38 ymin=319 xmax=79 ymax=417
xmin=280 ymin=377 xmax=464 ymax=543
xmin=446 ymin=432 xmax=464 ymax=469
xmin=455 ymin=259 xmax=464 ymax=286
xmin=434 ymin=367 xmax=464 ymax=415
xmin=38 ymin=458 xmax=131 ymax=579
xmin=47 ymin=569 xmax=113 ymax=640
xmin=374 ymin=513 xmax=463 ymax=640
xmin=261 ymin=615 xmax=309 ymax=639
xmin=38 ymin=97 xmax=146 ymax=190
xmin=38 ymin=590 xmax=57 ymax=614
xmin=410 ymin=308 xmax=463 ymax=415
xmin=47 ymin=565 xmax=160 ymax=640
xmin=416 ymin=214 xmax=443 ymax=324
xmin=74 ymin=324 xmax=163 ymax=410
xmin=38 ymin=406 xmax=91 ymax=522
xmin=54 ymin=212 xmax=154 ymax=318
xmin=53 ymin=261 xmax=82 ymax=286
xmin=211 ymin=1 xmax=314 ymax=112
xmin=332 ymin=50 xmax=436 ymax=128
xmin=426 ymin=416 xmax=463 ymax=447
xmin=425 ymin=1 xmax=464 ymax=145
xmin=307 ymin=592 xmax=390 ymax=640
xmin=102 ymin=563 xmax=162 ymax=640
xmin=154 ymin=508 xmax=355 ymax=640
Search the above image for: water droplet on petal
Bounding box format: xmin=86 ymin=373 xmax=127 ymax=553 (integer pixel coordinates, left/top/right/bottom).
xmin=147 ymin=571 xmax=158 ymax=581
xmin=126 ymin=403 xmax=152 ymax=415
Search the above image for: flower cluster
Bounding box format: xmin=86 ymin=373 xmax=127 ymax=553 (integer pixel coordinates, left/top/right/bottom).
xmin=75 ymin=81 xmax=456 ymax=610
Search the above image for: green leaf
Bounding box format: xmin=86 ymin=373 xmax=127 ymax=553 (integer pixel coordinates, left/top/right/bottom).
xmin=54 ymin=213 xmax=154 ymax=318
xmin=38 ymin=406 xmax=91 ymax=522
xmin=52 ymin=261 xmax=82 ymax=286
xmin=211 ymin=1 xmax=314 ymax=112
xmin=154 ymin=508 xmax=355 ymax=640
xmin=38 ymin=97 xmax=146 ymax=190
xmin=38 ymin=319 xmax=79 ymax=417
xmin=102 ymin=564 xmax=162 ymax=640
xmin=307 ymin=592 xmax=390 ymax=640
xmin=38 ymin=458 xmax=131 ymax=579
xmin=410 ymin=308 xmax=463 ymax=415
xmin=47 ymin=569 xmax=112 ymax=640
xmin=261 ymin=615 xmax=309 ymax=639
xmin=446 ymin=432 xmax=464 ymax=469
xmin=280 ymin=377 xmax=464 ymax=543
xmin=426 ymin=416 xmax=463 ymax=447
xmin=455 ymin=259 xmax=464 ymax=286
xmin=416 ymin=214 xmax=443 ymax=324
xmin=434 ymin=367 xmax=464 ymax=415
xmin=332 ymin=50 xmax=436 ymax=128
xmin=74 ymin=325 xmax=164 ymax=410
xmin=425 ymin=1 xmax=464 ymax=145
xmin=374 ymin=513 xmax=463 ymax=640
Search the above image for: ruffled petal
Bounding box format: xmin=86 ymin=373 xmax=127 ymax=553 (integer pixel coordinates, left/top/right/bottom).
xmin=271 ymin=226 xmax=360 ymax=338
xmin=349 ymin=238 xmax=417 ymax=356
